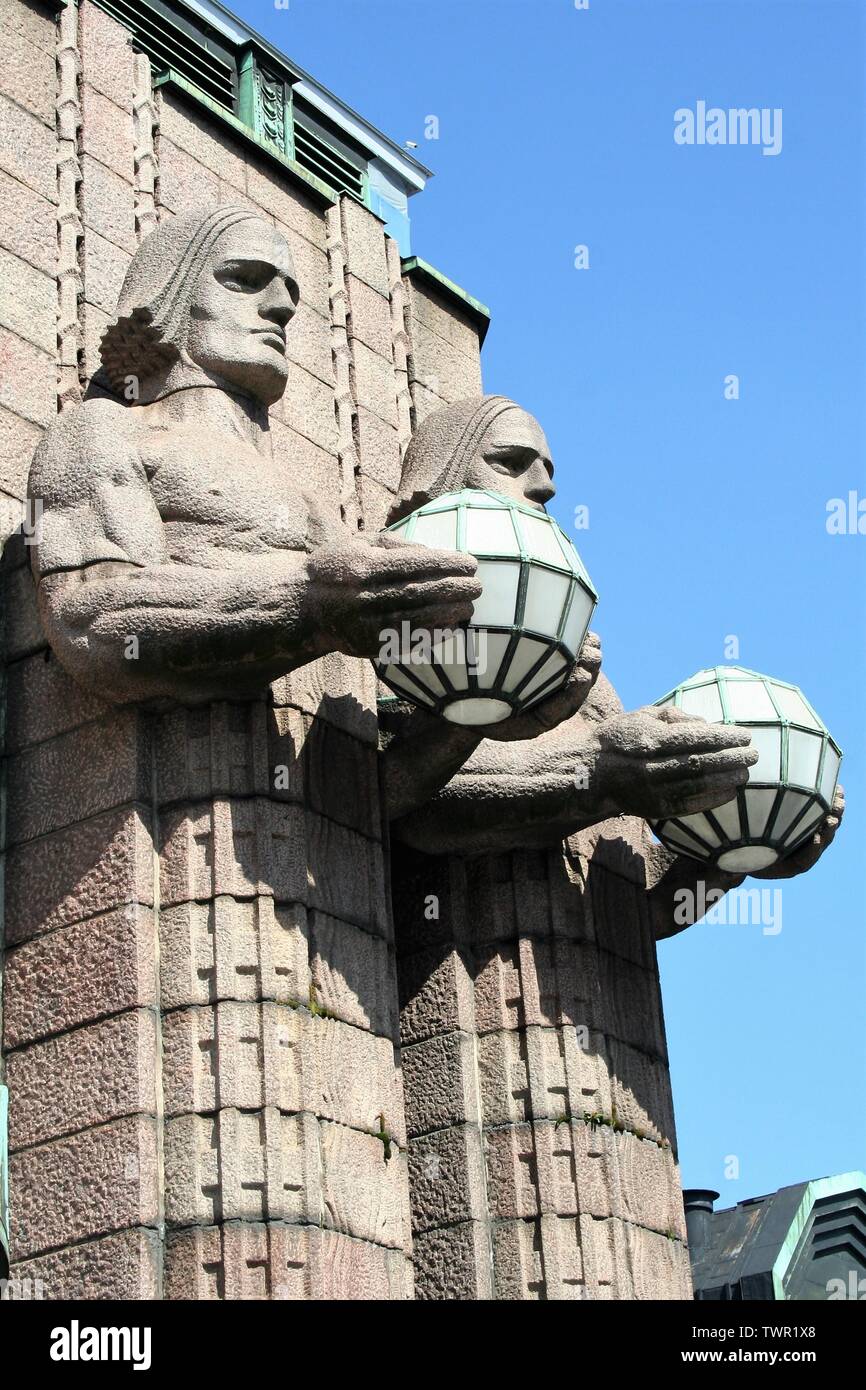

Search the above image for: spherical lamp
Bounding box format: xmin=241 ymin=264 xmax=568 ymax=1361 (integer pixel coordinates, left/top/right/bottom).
xmin=375 ymin=489 xmax=598 ymax=726
xmin=651 ymin=666 xmax=842 ymax=873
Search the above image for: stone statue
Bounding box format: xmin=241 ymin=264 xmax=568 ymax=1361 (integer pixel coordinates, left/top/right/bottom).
xmin=27 ymin=205 xmax=480 ymax=705
xmin=381 ymin=395 xmax=844 ymax=925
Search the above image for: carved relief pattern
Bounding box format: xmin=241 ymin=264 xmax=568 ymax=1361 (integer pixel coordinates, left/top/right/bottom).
xmin=386 ymin=238 xmax=413 ymax=452
xmin=56 ymin=1 xmax=84 ymax=411
xmin=133 ymin=53 xmax=160 ymax=242
xmin=257 ymin=68 xmax=287 ymax=150
xmin=326 ymin=203 xmax=361 ymax=530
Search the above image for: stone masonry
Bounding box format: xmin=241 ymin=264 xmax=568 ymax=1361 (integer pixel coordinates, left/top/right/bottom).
xmin=0 ymin=0 xmax=688 ymax=1299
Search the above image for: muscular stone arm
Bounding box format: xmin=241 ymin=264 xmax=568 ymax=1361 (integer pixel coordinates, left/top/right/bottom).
xmin=28 ymin=403 xmax=480 ymax=704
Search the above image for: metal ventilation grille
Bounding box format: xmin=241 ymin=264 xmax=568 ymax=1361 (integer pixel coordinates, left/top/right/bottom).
xmin=95 ymin=0 xmax=237 ymax=111
xmin=293 ymin=117 xmax=365 ymax=200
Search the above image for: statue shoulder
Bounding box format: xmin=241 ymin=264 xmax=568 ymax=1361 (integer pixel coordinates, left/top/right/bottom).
xmin=28 ymin=397 xmax=140 ymax=504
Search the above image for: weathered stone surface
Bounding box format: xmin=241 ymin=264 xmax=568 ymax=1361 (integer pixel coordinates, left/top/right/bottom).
xmin=0 ymin=169 xmax=55 ymax=275
xmin=0 ymin=91 xmax=55 ymax=202
xmin=164 ymin=1109 xmax=407 ymax=1249
xmin=158 ymin=896 xmax=309 ymax=1012
xmin=408 ymin=317 xmax=483 ymax=402
xmin=165 ymin=1222 xmax=410 ymax=1300
xmin=158 ymin=94 xmax=247 ymax=192
xmin=7 ymin=1009 xmax=158 ymax=1149
xmin=0 ymin=0 xmax=57 ymax=55
xmin=4 ymin=805 xmax=154 ymax=945
xmin=5 ymin=649 xmax=110 ymax=753
xmin=246 ymin=157 xmax=328 ymax=250
xmin=345 ymin=273 xmax=392 ymax=359
xmin=82 ymin=226 xmax=132 ymax=315
xmin=79 ymin=0 xmax=135 ymax=112
xmin=81 ymin=83 xmax=135 ymax=182
xmin=399 ymin=946 xmax=474 ymax=1045
xmin=412 ymin=1221 xmax=492 ymax=1301
xmin=12 ymin=1228 xmax=160 ymax=1301
xmin=5 ymin=711 xmax=152 ymax=847
xmin=401 ymin=1032 xmax=477 ymax=1137
xmin=352 ymin=339 xmax=398 ymax=427
xmin=407 ymin=1124 xmax=487 ymax=1233
xmin=80 ymin=153 xmax=136 ymax=253
xmin=10 ymin=1115 xmax=159 ymax=1261
xmin=3 ymin=905 xmax=156 ymax=1049
xmin=339 ymin=195 xmax=389 ymax=296
xmin=404 ymin=276 xmax=483 ymax=359
xmin=355 ymin=403 xmax=402 ymax=492
xmin=0 ymin=323 xmax=54 ymax=426
xmin=0 ymin=405 xmax=44 ymax=500
xmin=0 ymin=251 xmax=61 ymax=355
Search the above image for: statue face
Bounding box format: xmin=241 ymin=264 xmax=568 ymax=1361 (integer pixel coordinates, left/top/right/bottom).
xmin=184 ymin=220 xmax=299 ymax=406
xmin=464 ymin=408 xmax=555 ymax=509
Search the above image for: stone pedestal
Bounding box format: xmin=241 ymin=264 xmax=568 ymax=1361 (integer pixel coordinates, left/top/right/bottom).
xmin=392 ymin=823 xmax=693 ymax=1299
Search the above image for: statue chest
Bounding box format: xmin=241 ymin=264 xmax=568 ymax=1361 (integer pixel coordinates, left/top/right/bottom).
xmin=138 ymin=429 xmax=322 ymax=562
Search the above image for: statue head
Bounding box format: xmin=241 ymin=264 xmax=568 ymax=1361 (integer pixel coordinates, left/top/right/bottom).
xmin=99 ymin=205 xmax=299 ymax=407
xmin=390 ymin=395 xmax=555 ymax=523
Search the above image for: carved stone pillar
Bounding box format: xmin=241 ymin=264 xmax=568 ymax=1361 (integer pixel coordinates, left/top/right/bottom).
xmin=392 ymin=823 xmax=693 ymax=1299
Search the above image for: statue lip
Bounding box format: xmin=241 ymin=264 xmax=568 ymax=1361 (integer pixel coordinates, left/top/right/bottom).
xmin=252 ymin=326 xmax=287 ymax=351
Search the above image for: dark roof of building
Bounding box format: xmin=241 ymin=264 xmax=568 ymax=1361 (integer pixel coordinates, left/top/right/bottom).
xmin=686 ymin=1172 xmax=866 ymax=1300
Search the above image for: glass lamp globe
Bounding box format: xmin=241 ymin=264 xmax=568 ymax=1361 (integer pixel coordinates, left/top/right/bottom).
xmin=375 ymin=488 xmax=598 ymax=726
xmin=651 ymin=666 xmax=842 ymax=873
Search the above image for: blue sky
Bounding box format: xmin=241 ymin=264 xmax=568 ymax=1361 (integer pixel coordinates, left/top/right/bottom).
xmin=235 ymin=0 xmax=865 ymax=1200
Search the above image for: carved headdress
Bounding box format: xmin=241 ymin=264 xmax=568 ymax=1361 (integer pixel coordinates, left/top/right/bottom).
xmin=99 ymin=205 xmax=276 ymax=394
xmin=388 ymin=394 xmax=524 ymax=523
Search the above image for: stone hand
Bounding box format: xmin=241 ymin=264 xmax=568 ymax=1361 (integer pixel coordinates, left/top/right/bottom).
xmin=587 ymin=705 xmax=758 ymax=821
xmin=751 ymin=785 xmax=845 ymax=879
xmin=477 ymin=632 xmax=603 ymax=741
xmin=305 ymin=531 xmax=481 ymax=660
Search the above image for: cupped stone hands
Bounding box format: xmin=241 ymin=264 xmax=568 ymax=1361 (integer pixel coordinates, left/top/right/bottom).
xmin=584 ymin=704 xmax=758 ymax=822
xmin=305 ymin=530 xmax=481 ymax=660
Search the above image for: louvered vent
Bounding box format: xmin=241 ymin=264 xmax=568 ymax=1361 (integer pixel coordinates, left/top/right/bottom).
xmin=293 ymin=115 xmax=365 ymax=201
xmin=95 ymin=0 xmax=237 ymax=111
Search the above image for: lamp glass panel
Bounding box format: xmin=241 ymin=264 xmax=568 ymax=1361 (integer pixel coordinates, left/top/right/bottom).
xmin=523 ymin=671 xmax=570 ymax=710
xmin=746 ymin=787 xmax=779 ymax=838
xmin=724 ymin=680 xmax=778 ymax=722
xmin=523 ymin=566 xmax=571 ymax=638
xmin=676 ymin=812 xmax=718 ymax=849
xmin=770 ymin=789 xmax=811 ymax=841
xmin=684 ymin=669 xmax=718 ymax=684
xmin=411 ymin=509 xmax=458 ymax=549
xmin=470 ymin=561 xmax=521 ymax=628
xmin=519 ymin=649 xmax=568 ymax=701
xmin=769 ymin=684 xmax=822 ymax=730
xmin=747 ymin=725 xmax=781 ymax=782
xmin=782 ymin=801 xmax=824 ymax=850
xmin=403 ymin=661 xmax=447 ymax=697
xmin=660 ymin=822 xmax=712 ymax=857
xmin=680 ymin=812 xmax=722 ymax=849
xmin=475 ymin=632 xmax=512 ymax=689
xmin=435 ymin=656 xmax=469 ymax=691
xmin=708 ymin=796 xmax=743 ymax=841
xmin=561 ymin=586 xmax=594 ymax=658
xmin=679 ymin=682 xmax=724 ymax=722
xmin=819 ymin=745 xmax=841 ymax=805
xmin=786 ymin=728 xmax=823 ymax=789
xmin=383 ymin=666 xmax=434 ymax=706
xmin=465 ymin=505 xmax=520 ymax=556
xmin=520 ymin=513 xmax=569 ymax=566
xmin=501 ymin=635 xmax=550 ymax=692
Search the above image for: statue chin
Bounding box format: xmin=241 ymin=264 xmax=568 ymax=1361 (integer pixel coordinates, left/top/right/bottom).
xmin=145 ymin=353 xmax=289 ymax=409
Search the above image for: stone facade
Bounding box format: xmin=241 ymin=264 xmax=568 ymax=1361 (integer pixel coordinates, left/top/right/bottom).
xmin=0 ymin=0 xmax=689 ymax=1299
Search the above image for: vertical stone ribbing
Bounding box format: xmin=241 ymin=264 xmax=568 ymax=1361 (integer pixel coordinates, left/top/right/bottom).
xmin=392 ymin=827 xmax=694 ymax=1300
xmin=132 ymin=52 xmax=159 ymax=243
xmin=326 ymin=202 xmax=361 ymax=532
xmin=55 ymin=0 xmax=83 ymax=411
xmin=386 ymin=238 xmax=412 ymax=452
